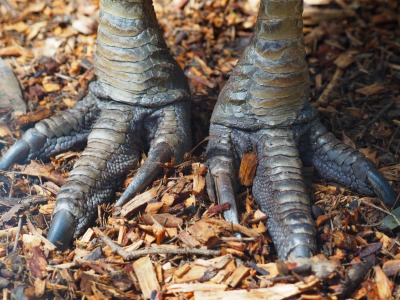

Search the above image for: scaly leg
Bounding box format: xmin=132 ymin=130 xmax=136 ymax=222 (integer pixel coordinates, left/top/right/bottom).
xmin=0 ymin=0 xmax=191 ymax=250
xmin=206 ymin=0 xmax=396 ymax=260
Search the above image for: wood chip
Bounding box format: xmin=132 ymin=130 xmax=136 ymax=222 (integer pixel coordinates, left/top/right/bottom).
xmin=174 ymin=263 xmax=191 ymax=278
xmin=374 ymin=265 xmax=393 ymax=299
xmin=239 ymin=152 xmax=258 ymax=186
xmin=194 ymin=284 xmax=304 ymax=300
xmin=174 ymin=265 xmax=208 ymax=283
xmin=16 ymin=107 xmax=53 ymax=127
xmin=225 ymin=265 xmax=250 ymax=287
xmin=204 ymin=218 xmax=261 ymax=237
xmin=188 ymin=219 xmax=221 ymax=246
xmin=133 ymin=256 xmax=160 ymax=299
xmin=178 ymin=230 xmax=201 ymax=248
xmin=120 ymin=187 xmax=159 ymax=217
xmin=167 ymin=283 xmax=227 ymax=293
xmin=142 ymin=213 xmax=183 ymax=228
xmin=80 ymin=228 xmax=95 ymax=243
xmin=356 ymin=83 xmax=385 ymax=96
xmin=382 ymin=259 xmax=400 ymax=277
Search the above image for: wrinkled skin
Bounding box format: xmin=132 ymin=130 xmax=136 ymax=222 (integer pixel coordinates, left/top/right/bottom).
xmin=0 ymin=0 xmax=397 ymax=259
xmin=0 ymin=0 xmax=191 ymax=249
xmin=205 ymin=0 xmax=397 ymax=260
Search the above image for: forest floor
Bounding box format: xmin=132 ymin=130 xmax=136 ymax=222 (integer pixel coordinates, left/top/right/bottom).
xmin=0 ymin=0 xmax=400 ymax=299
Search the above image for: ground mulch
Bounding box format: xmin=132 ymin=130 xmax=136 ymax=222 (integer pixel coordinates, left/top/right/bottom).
xmin=0 ymin=0 xmax=399 ymax=299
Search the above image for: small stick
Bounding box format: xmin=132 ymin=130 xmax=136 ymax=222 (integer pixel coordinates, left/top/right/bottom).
xmin=12 ymin=217 xmax=23 ymax=253
xmin=93 ymin=227 xmax=220 ymax=260
xmin=317 ymin=68 xmax=344 ymax=104
xmin=360 ymin=200 xmax=400 ymax=227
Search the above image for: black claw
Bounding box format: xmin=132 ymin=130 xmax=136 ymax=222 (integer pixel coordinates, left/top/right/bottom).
xmin=115 ymin=142 xmax=172 ymax=207
xmin=47 ymin=210 xmax=76 ymax=251
xmin=0 ymin=139 xmax=31 ymax=170
xmin=0 ymin=128 xmax=47 ymax=170
xmin=367 ymin=170 xmax=397 ymax=207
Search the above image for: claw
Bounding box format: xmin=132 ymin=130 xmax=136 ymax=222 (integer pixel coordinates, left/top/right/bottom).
xmin=47 ymin=210 xmax=76 ymax=250
xmin=214 ymin=172 xmax=240 ymax=224
xmin=367 ymin=169 xmax=397 ymax=207
xmin=115 ymin=142 xmax=172 ymax=207
xmin=0 ymin=139 xmax=30 ymax=170
xmin=0 ymin=129 xmax=46 ymax=170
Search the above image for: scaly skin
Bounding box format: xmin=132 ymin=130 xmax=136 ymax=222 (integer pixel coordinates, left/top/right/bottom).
xmin=0 ymin=0 xmax=191 ymax=250
xmin=0 ymin=0 xmax=396 ymax=258
xmin=206 ymin=0 xmax=397 ymax=260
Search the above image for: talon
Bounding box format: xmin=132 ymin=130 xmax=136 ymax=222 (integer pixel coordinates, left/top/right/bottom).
xmin=214 ymin=172 xmax=239 ymax=224
xmin=47 ymin=210 xmax=76 ymax=250
xmin=0 ymin=129 xmax=46 ymax=170
xmin=367 ymin=170 xmax=397 ymax=207
xmin=0 ymin=139 xmax=30 ymax=170
xmin=301 ymin=120 xmax=397 ymax=208
xmin=115 ymin=142 xmax=173 ymax=207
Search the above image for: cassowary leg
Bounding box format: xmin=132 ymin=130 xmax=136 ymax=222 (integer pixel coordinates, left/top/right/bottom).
xmin=206 ymin=0 xmax=397 ymax=261
xmin=1 ymin=0 xmax=191 ymax=250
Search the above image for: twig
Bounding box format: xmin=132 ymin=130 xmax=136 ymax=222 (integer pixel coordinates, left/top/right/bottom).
xmin=12 ymin=217 xmax=23 ymax=253
xmin=93 ymin=227 xmax=220 ymax=260
xmin=317 ymin=68 xmax=344 ymax=104
xmin=220 ymin=237 xmax=258 ymax=242
xmin=360 ymin=200 xmax=400 ymax=227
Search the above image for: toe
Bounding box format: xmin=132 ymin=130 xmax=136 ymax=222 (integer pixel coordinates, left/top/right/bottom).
xmin=206 ymin=124 xmax=240 ymax=225
xmin=115 ymin=141 xmax=172 ymax=207
xmin=253 ymin=129 xmax=316 ymax=260
xmin=299 ymin=120 xmax=397 ymax=207
xmin=0 ymin=93 xmax=101 ymax=170
xmin=116 ymin=103 xmax=191 ymax=207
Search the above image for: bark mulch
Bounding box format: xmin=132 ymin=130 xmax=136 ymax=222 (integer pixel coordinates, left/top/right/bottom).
xmin=0 ymin=0 xmax=399 ymax=299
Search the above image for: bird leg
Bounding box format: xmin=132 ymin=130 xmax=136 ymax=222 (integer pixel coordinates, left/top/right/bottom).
xmin=206 ymin=0 xmax=396 ymax=260
xmin=0 ymin=0 xmax=191 ymax=250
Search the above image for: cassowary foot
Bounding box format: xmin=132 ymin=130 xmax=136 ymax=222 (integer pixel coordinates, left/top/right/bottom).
xmin=206 ymin=106 xmax=396 ymax=261
xmin=0 ymin=0 xmax=192 ymax=250
xmin=0 ymin=94 xmax=190 ymax=250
